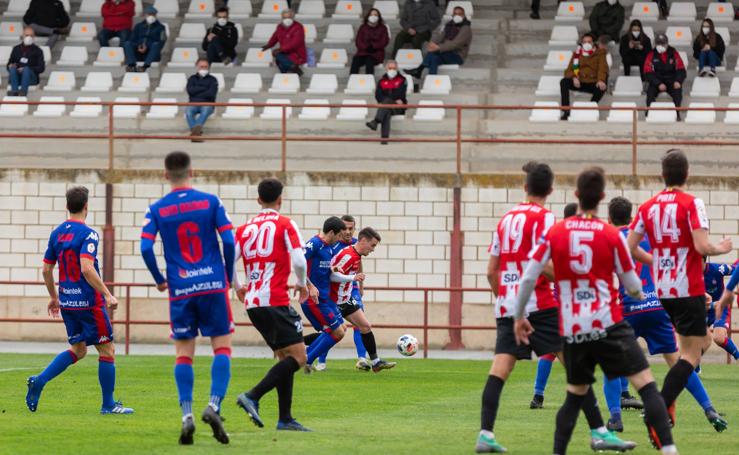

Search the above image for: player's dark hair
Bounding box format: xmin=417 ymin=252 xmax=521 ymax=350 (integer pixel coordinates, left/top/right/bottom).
xmin=563 ymin=202 xmax=578 ymax=218
xmin=66 ymin=186 xmax=89 ymax=214
xmin=608 ymin=197 xmax=633 ymax=226
xmin=258 ymin=178 xmax=283 ymax=203
xmin=164 ymin=151 xmax=191 ymax=181
xmin=662 ymin=149 xmax=689 ymax=187
xmin=216 ymin=6 xmax=229 ymax=14
xmin=358 ymin=227 xmax=381 ymax=242
xmin=341 ymin=215 xmax=355 ymax=224
xmin=323 ymin=216 xmax=345 ymax=235
xmin=522 ymin=161 xmax=553 ymax=197
xmin=576 ymin=167 xmax=605 ymax=211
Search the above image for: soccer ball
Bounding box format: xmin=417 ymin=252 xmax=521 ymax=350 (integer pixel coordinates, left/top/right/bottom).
xmin=396 ymin=334 xmax=418 ymax=357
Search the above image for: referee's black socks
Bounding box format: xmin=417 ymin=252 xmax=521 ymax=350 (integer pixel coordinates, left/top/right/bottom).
xmin=661 ymin=359 xmax=693 ymax=409
xmin=553 ymin=391 xmax=586 ymax=455
xmin=638 ymin=381 xmax=674 ymax=448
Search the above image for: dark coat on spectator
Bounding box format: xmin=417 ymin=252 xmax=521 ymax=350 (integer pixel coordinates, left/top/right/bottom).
xmin=6 ymin=43 xmax=45 ymax=74
xmin=23 ymin=0 xmax=70 ymax=28
xmin=187 ymin=73 xmax=218 ymax=103
xmin=355 ymin=23 xmax=390 ymax=64
xmin=202 ymin=21 xmax=239 ymax=58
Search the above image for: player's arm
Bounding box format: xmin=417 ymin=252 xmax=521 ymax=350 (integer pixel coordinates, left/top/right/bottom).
xmin=626 ymin=229 xmax=645 ymax=257
xmin=286 ymin=220 xmax=309 ymax=302
xmin=715 ymin=265 xmax=739 ymax=319
xmin=140 ymin=208 xmax=167 ymax=291
xmin=215 ymin=198 xmax=235 ymax=284
xmin=542 ymin=261 xmax=555 ymax=281
xmin=358 ymin=261 xmax=364 ymax=296
xmin=80 ymin=257 xmax=118 ymax=310
xmin=42 ymin=238 xmax=60 ymax=317
xmin=692 ymin=229 xmax=733 ymax=257
xmin=486 ymin=254 xmax=500 ymax=297
xmin=617 ymin=269 xmax=643 ymax=299
xmin=515 ymin=257 xmax=546 ymax=321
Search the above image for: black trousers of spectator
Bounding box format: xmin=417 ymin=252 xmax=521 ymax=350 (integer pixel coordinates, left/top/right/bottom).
xmin=350 ymin=55 xmax=379 ymax=74
xmin=531 ymin=0 xmax=562 ymax=14
xmin=374 ymin=97 xmax=405 ymax=139
xmin=646 ymin=80 xmax=682 ymax=107
xmin=560 ymin=78 xmax=605 ymax=114
xmin=392 ymin=30 xmax=431 ymax=58
xmin=622 ymin=54 xmax=646 ymax=79
xmin=206 ymin=37 xmax=236 ymax=64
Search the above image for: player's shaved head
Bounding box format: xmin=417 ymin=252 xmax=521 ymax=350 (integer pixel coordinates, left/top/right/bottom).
xmin=576 ymin=167 xmax=605 ymax=211
xmin=258 ymin=178 xmax=283 ymax=204
xmin=358 ymin=227 xmax=381 ymax=242
xmin=164 ymin=151 xmax=191 ymax=182
xmin=323 ymin=216 xmax=345 ymax=235
xmin=662 ymin=149 xmax=689 ymax=187
xmin=66 ymin=186 xmax=89 ymax=214
xmin=522 ymin=161 xmax=554 ymax=198
xmin=563 ymin=202 xmax=578 ymax=218
xmin=608 ymin=197 xmax=633 ymax=226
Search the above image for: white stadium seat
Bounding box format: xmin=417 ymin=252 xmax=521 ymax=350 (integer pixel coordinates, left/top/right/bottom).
xmin=645 ymin=102 xmax=677 ymax=123
xmin=40 ymin=45 xmax=51 ymax=64
xmin=260 ymin=98 xmax=293 ymax=119
xmin=716 ymin=27 xmax=731 ymax=46
xmin=413 ymin=100 xmax=445 ymax=121
xmin=543 ymin=50 xmax=572 ymax=71
xmin=665 ymin=26 xmax=692 ymax=47
xmin=268 ymin=73 xmax=300 ymax=94
xmin=685 ymin=102 xmax=716 ymax=124
xmin=707 ymin=2 xmax=734 ymax=23
xmin=68 ymin=22 xmax=97 ymax=42
xmin=303 ymin=23 xmax=318 ymax=44
xmin=529 ymin=101 xmax=560 ymax=122
xmin=33 ymin=96 xmax=66 ymax=117
xmin=548 ymin=26 xmax=578 ymax=47
xmin=317 ymin=48 xmax=348 ymax=68
xmin=535 ymin=76 xmax=562 ymax=97
xmin=630 ymin=2 xmax=659 ymax=21
xmin=729 ymin=77 xmax=739 ymax=97
xmin=176 ymin=23 xmax=207 ymax=44
xmin=70 ymin=97 xmax=103 ymax=117
xmin=212 ymin=72 xmax=226 ymax=92
xmin=231 ymin=73 xmax=263 ymax=93
xmin=0 ymin=95 xmax=27 ymax=117
xmin=222 ymin=98 xmax=255 ymax=119
xmin=45 ymin=71 xmax=76 ymax=92
xmin=0 ymin=46 xmax=10 ymax=64
xmin=119 ymin=72 xmax=151 ymax=92
xmin=243 ymin=48 xmax=273 ymax=67
xmin=259 ymin=0 xmax=288 ymax=18
xmin=642 ymin=26 xmax=655 ymax=43
xmin=306 ymin=74 xmax=338 ymax=94
xmin=94 ymin=47 xmax=125 ymax=66
xmin=613 ymin=76 xmax=644 ymax=97
xmin=678 ymin=50 xmax=689 ymax=68
xmin=333 ymin=0 xmax=362 ymax=19
xmin=228 ymin=0 xmax=253 ymax=19
xmin=112 ymin=97 xmax=141 ymax=118
xmin=345 ymin=74 xmax=375 ymax=95
xmin=0 ymin=22 xmax=23 ymax=42
xmin=445 ymin=1 xmax=474 ymax=19
xmin=251 ymin=23 xmax=275 ymax=42
xmin=395 ymin=49 xmax=422 ymax=69
xmin=691 ymin=77 xmax=720 ymax=98
xmin=297 ymin=1 xmax=326 ymax=19
xmin=606 ymin=102 xmax=638 ymax=123
xmin=298 ymin=98 xmax=331 ymax=120
xmin=568 ymin=101 xmax=599 ymax=123
xmin=667 ymin=2 xmax=697 ymax=22
xmin=420 ymin=75 xmax=452 ymax=95
xmin=146 ymin=97 xmax=179 ymax=119
xmin=555 ymin=2 xmax=584 ymax=21
xmin=336 ymin=99 xmax=368 ymax=120
xmin=77 ymin=0 xmax=104 ymax=17
xmin=57 ymin=46 xmax=88 ymax=66
xmin=168 ymin=48 xmax=199 ymax=67
xmin=3 ymin=0 xmax=30 ymax=18
xmin=724 ymin=103 xmax=739 ymax=124
xmin=185 ymin=0 xmax=214 ymax=19
xmin=81 ymin=72 xmax=113 ymax=92
xmin=154 ymin=0 xmax=179 ymax=18
xmin=373 ymin=1 xmax=399 ymax=20
xmin=323 ymin=24 xmax=353 ymax=44
xmin=155 ymin=72 xmax=187 ymax=93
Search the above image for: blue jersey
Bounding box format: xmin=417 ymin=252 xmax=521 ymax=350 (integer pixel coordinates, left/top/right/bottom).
xmin=618 ymin=227 xmax=660 ymax=316
xmin=141 ymin=187 xmax=233 ymax=301
xmin=43 ymin=219 xmax=104 ymax=309
xmin=305 ymin=234 xmax=335 ymax=301
xmin=704 ymin=262 xmax=733 ymax=302
xmin=332 ymin=237 xmax=361 ymax=301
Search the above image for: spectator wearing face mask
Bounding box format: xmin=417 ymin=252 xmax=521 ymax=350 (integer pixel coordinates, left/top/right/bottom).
xmin=366 ymin=60 xmax=407 ymax=145
xmin=589 ymin=0 xmax=624 ymax=43
xmin=262 ymin=9 xmax=306 ymax=76
xmin=619 ymin=19 xmax=651 ymax=79
xmin=405 ymin=6 xmax=471 ymax=79
xmin=203 ymin=7 xmax=239 ymax=66
xmin=693 ymin=18 xmax=725 ymax=78
xmin=644 ymin=34 xmax=686 ymax=119
xmin=186 ymin=58 xmax=218 ymax=142
xmin=6 ymin=27 xmax=44 ymax=96
xmin=350 ymin=8 xmax=390 ymax=75
xmin=392 ymin=0 xmax=440 ymax=58
xmin=123 ymin=6 xmax=166 ymax=72
xmin=22 ymin=0 xmax=70 ymax=48
xmin=559 ymin=33 xmax=608 ymax=120
xmin=99 ymin=0 xmax=135 ymax=47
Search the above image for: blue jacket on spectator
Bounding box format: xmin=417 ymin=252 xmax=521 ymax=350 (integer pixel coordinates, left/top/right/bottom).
xmin=187 ymin=73 xmax=218 ymax=102
xmin=6 ymin=43 xmax=45 ymax=74
xmin=127 ymin=20 xmax=166 ymax=48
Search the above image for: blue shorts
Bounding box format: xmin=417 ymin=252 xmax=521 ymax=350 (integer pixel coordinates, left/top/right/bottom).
xmin=301 ymin=297 xmax=344 ymax=333
xmin=624 ymin=309 xmax=678 ymax=355
xmin=61 ymin=306 xmax=114 ymax=346
xmin=169 ymin=291 xmax=234 ymax=340
xmin=706 ymin=305 xmax=730 ymax=330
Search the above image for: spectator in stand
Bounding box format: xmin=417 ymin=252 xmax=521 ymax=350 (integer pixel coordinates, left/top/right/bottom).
xmin=99 ymin=0 xmax=135 ymax=47
xmin=123 ymin=6 xmax=166 ymax=72
xmin=589 ymin=0 xmax=624 ymax=43
xmin=619 ymin=19 xmax=652 ymax=79
xmin=262 ymin=9 xmax=306 ymax=76
xmin=392 ymin=0 xmax=440 ymax=58
xmin=203 ymin=7 xmax=239 ymax=66
xmin=645 ymin=33 xmax=686 ymax=120
xmin=405 ymin=6 xmax=471 ymax=79
xmin=366 ymin=60 xmax=407 ymax=145
xmin=693 ymin=18 xmax=725 ymax=78
xmin=22 ymin=0 xmax=70 ymax=48
xmin=531 ymin=0 xmax=563 ymax=20
xmin=350 ymin=8 xmax=390 ymax=75
xmin=6 ymin=27 xmax=44 ymax=96
xmin=559 ymin=33 xmax=608 ymax=120
xmin=186 ymin=58 xmax=218 ymax=143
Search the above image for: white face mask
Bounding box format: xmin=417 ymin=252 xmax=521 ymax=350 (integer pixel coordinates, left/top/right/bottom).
xmin=282 ymin=18 xmax=293 ymax=27
xmin=656 ymin=45 xmax=666 ymax=53
xmin=368 ymin=15 xmax=379 ymax=24
xmin=452 ymin=15 xmax=464 ymax=24
xmin=22 ymin=36 xmax=33 ymax=46
xmin=198 ymin=69 xmax=209 ymax=77
xmin=145 ymin=15 xmax=156 ymax=24
xmin=702 ymin=27 xmax=710 ymax=35
xmin=632 ymin=30 xmax=640 ymax=38
xmin=217 ymin=18 xmax=227 ymax=27
xmin=607 ymin=0 xmax=617 ymax=5
xmin=582 ymin=42 xmax=593 ymax=51
xmin=387 ymin=69 xmax=398 ymax=78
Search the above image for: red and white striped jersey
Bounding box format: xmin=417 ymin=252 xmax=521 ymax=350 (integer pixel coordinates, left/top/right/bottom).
xmin=489 ymin=202 xmax=557 ymax=318
xmin=235 ymin=209 xmax=304 ymax=309
xmin=630 ymin=189 xmax=709 ymax=298
xmin=530 ymin=215 xmax=634 ymax=337
xmin=330 ymin=245 xmax=361 ymax=305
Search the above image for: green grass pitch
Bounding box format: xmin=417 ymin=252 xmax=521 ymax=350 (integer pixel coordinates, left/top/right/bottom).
xmin=1 ymin=353 xmax=738 ymax=454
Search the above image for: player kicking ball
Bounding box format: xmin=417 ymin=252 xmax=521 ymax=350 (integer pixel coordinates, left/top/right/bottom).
xmin=140 ymin=151 xmax=236 ymax=445
xmin=27 ymin=186 xmax=133 ymax=416
xmin=515 ymin=167 xmax=678 ymax=455
xmin=233 ymin=178 xmax=311 ymax=432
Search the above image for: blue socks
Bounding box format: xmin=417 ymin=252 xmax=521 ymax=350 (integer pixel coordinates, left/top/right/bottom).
xmin=175 ymin=357 xmax=194 ymax=416
xmin=307 ymin=332 xmax=338 ymax=364
xmin=720 ymin=338 xmax=739 ymax=360
xmin=209 ymin=348 xmax=231 ymax=412
xmin=533 ymin=357 xmax=554 ymax=396
xmin=98 ymin=356 xmax=116 ymax=409
xmin=620 ymin=376 xmax=629 ymax=394
xmin=685 ymin=370 xmax=713 ymax=411
xmin=603 ymin=375 xmax=622 ymax=420
xmin=354 ymin=328 xmax=368 ymax=359
xmin=38 ymin=349 xmax=78 ymax=385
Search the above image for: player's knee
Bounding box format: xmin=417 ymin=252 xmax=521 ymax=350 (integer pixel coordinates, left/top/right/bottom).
xmin=97 ymin=342 xmax=115 ymax=359
xmin=71 ymin=345 xmax=88 ymax=360
xmin=333 ymin=326 xmax=346 ymax=340
xmin=713 ymin=331 xmax=726 ymax=345
xmin=292 ymin=348 xmax=307 ymax=366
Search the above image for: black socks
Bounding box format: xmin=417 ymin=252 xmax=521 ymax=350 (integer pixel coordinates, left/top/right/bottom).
xmin=276 ymin=358 xmax=300 ymax=422
xmin=639 ymin=381 xmax=674 ymax=447
xmin=581 ymin=386 xmax=605 ymax=430
xmin=249 ymin=356 xmax=300 ymax=401
xmin=361 ymin=331 xmax=378 ymax=360
xmin=303 ymin=332 xmax=321 ymax=346
xmin=553 ymin=391 xmax=586 ymax=455
xmin=661 ymin=359 xmax=694 ymax=408
xmin=481 ymin=375 xmax=505 ymax=432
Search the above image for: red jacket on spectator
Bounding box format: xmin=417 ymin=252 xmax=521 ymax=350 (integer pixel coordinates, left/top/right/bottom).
xmin=101 ymin=0 xmax=135 ymax=32
xmin=355 ymin=23 xmax=389 ymax=64
xmin=265 ymin=21 xmax=306 ymax=66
